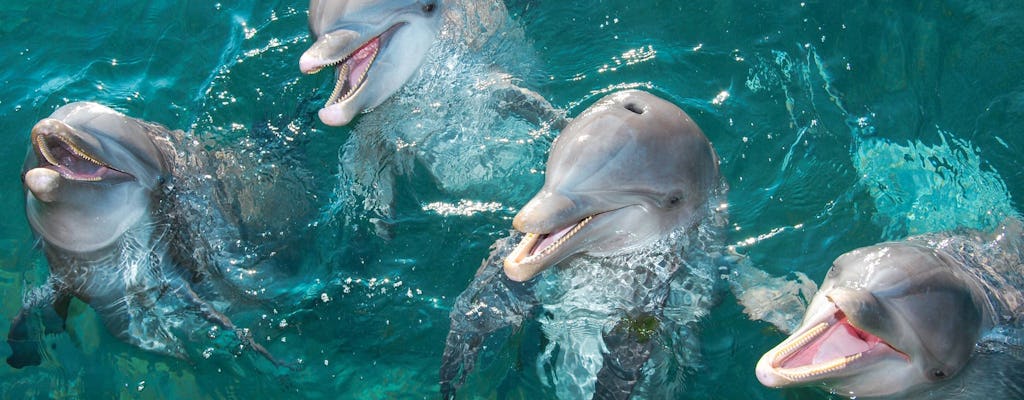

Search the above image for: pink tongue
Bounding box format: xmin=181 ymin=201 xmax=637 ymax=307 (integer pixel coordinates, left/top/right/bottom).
xmin=811 ymin=322 xmax=872 ymax=364
xmin=346 ymin=36 xmax=380 ymax=84
xmin=782 ymin=319 xmax=873 ymax=368
xmin=531 ymin=223 xmax=575 ymax=256
xmin=49 ymin=141 xmax=105 ymax=179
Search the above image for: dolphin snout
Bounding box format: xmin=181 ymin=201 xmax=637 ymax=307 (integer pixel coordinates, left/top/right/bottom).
xmin=31 ymin=118 xmax=67 ymax=141
xmin=300 ymin=30 xmax=361 ymax=74
xmin=513 ymin=191 xmax=577 ymax=233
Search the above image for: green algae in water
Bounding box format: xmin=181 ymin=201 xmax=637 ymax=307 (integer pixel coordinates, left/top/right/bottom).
xmin=614 ymin=314 xmax=660 ymax=345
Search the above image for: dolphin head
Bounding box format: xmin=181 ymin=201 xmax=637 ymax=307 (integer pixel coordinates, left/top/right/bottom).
xmin=503 ymin=90 xmax=720 ymax=282
xmin=22 ymin=102 xmax=171 ymax=254
xmin=300 ymin=0 xmax=445 ymax=126
xmin=756 ymin=242 xmax=986 ymax=398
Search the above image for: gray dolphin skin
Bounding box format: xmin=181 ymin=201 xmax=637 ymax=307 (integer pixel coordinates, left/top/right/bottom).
xmin=441 ymin=90 xmax=724 ymax=399
xmin=756 ymin=223 xmax=1024 ymax=399
xmin=300 ymin=0 xmax=444 ymax=126
xmin=9 ymin=102 xmax=288 ymax=369
xmin=502 ymin=90 xmax=720 ymax=282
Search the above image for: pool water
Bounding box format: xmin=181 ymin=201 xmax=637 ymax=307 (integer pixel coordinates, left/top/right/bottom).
xmin=2 ymin=0 xmax=1023 ymax=398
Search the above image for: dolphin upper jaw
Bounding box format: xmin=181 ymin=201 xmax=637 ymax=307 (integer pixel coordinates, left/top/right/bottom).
xmin=29 ymin=118 xmax=135 ymax=183
xmin=299 ymin=29 xmax=363 ymax=74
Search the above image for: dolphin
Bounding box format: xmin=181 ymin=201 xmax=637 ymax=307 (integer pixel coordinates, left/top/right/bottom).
xmin=502 ymin=90 xmax=721 ymax=282
xmin=755 ymin=223 xmax=1024 ymax=399
xmin=300 ymin=0 xmax=445 ymax=126
xmin=301 ymin=0 xmax=566 ymax=225
xmin=441 ymin=90 xmax=725 ymax=399
xmin=9 ymin=102 xmax=293 ymax=369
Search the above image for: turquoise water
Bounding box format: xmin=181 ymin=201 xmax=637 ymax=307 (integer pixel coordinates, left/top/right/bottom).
xmin=2 ymin=0 xmax=1024 ymax=398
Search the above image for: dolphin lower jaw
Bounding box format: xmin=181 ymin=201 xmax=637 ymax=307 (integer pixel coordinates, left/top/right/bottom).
xmin=31 ymin=122 xmax=132 ymax=182
xmin=503 ymin=215 xmax=595 ymax=282
xmin=757 ymin=304 xmax=907 ymax=388
xmin=325 ymin=38 xmax=380 ymax=105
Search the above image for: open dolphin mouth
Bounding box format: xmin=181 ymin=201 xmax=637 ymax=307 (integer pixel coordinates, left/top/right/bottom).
xmin=506 ymin=215 xmax=595 ymax=268
xmin=303 ymin=24 xmax=403 ymax=107
xmin=32 ymin=124 xmax=132 ymax=182
xmin=760 ymin=303 xmax=908 ymax=383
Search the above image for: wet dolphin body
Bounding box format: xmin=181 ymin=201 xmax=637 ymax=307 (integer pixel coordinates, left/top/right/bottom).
xmin=756 ymin=223 xmax=1024 ymax=399
xmin=441 ymin=90 xmax=725 ymax=399
xmin=9 ymin=102 xmax=295 ymax=368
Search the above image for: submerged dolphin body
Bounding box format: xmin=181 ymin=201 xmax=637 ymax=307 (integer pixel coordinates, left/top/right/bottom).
xmin=9 ymin=102 xmax=306 ymax=368
xmin=441 ymin=90 xmax=726 ymax=399
xmin=756 ymin=223 xmax=1024 ymax=399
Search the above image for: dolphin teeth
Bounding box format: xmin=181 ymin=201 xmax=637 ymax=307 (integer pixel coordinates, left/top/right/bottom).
xmin=519 ymin=215 xmax=594 ymax=264
xmin=36 ymin=134 xmax=104 ymax=168
xmin=777 ymin=352 xmax=863 ymax=381
xmin=327 ymin=63 xmax=351 ymax=105
xmin=508 ymin=233 xmax=540 ymax=264
xmin=324 ymin=35 xmax=382 ymax=107
xmin=34 ymin=133 xmax=112 ymax=182
xmin=304 ymin=65 xmax=326 ymax=75
xmin=352 ymin=45 xmax=379 ymax=96
xmin=770 ymin=321 xmax=829 ymax=366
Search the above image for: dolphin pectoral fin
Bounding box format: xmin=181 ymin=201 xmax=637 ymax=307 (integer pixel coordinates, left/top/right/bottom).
xmin=488 ymin=78 xmax=568 ymax=129
xmin=440 ymin=235 xmax=539 ymax=398
xmin=439 ymin=328 xmax=484 ymax=399
xmin=6 ymin=286 xmax=70 ymax=368
xmin=177 ymin=285 xmax=297 ymax=370
xmin=729 ymin=260 xmax=817 ymax=334
xmin=6 ymin=306 xmax=43 ymax=368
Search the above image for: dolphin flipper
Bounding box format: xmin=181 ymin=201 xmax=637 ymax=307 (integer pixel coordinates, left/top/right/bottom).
xmin=175 ymin=284 xmax=295 ymax=370
xmin=6 ymin=284 xmax=70 ymax=368
xmin=728 ymin=251 xmax=816 ymax=334
xmin=440 ymin=234 xmax=539 ymax=399
xmin=488 ymin=75 xmax=568 ymax=130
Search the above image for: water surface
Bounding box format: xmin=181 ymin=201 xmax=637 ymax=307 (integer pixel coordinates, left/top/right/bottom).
xmin=2 ymin=0 xmax=1023 ymax=398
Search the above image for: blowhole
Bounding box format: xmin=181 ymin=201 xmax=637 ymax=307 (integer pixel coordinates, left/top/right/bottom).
xmin=624 ymin=103 xmax=645 ymax=114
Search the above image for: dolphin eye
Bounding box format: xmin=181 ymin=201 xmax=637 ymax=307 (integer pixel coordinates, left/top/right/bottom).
xmin=422 ymin=2 xmax=437 ymax=13
xmin=663 ymin=191 xmax=684 ymax=208
xmin=929 ymin=368 xmax=948 ymax=380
